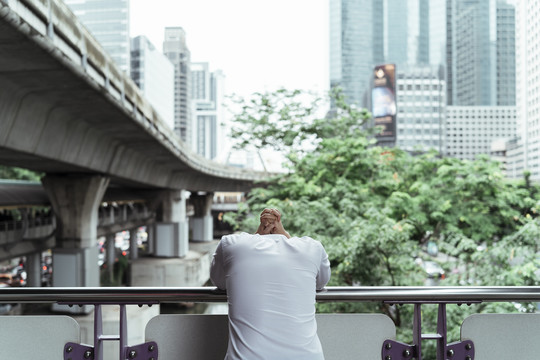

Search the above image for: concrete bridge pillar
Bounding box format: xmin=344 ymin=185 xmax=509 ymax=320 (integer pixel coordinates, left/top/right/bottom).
xmin=41 ymin=175 xmax=109 ymax=312
xmin=129 ymin=228 xmax=138 ymax=260
xmin=105 ymin=233 xmax=115 ymax=283
xmin=190 ymin=192 xmax=214 ymax=242
xmin=154 ymin=190 xmax=188 ymax=257
xmin=25 ymin=252 xmax=41 ymax=287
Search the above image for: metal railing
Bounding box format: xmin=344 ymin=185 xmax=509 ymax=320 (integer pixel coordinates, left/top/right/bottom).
xmin=2 ymin=285 xmax=540 ymax=303
xmin=1 ymin=286 xmax=540 ymax=360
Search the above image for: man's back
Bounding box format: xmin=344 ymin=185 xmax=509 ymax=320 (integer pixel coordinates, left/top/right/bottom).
xmin=211 ymin=232 xmax=331 ymax=360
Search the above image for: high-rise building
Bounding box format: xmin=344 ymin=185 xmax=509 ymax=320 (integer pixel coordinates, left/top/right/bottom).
xmin=514 ymin=0 xmax=540 ymax=179
xmin=385 ymin=0 xmax=430 ymax=67
xmin=330 ymin=0 xmax=448 ymax=110
xmin=445 ymin=106 xmax=517 ymax=160
xmin=429 ymin=0 xmax=447 ymax=67
xmin=163 ymin=27 xmax=192 ymax=145
xmin=329 ymin=0 xmax=384 ymax=107
xmin=497 ymin=2 xmax=516 ymax=106
xmin=395 ymin=65 xmax=446 ymax=153
xmin=130 ymin=36 xmax=175 ymax=130
xmin=447 ymin=0 xmax=515 ymax=106
xmin=190 ymin=62 xmax=224 ymax=160
xmin=64 ymin=0 xmax=130 ymax=73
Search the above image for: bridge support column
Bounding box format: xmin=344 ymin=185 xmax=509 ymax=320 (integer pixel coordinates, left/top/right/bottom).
xmin=25 ymin=252 xmax=41 ymax=287
xmin=146 ymin=224 xmax=155 ymax=254
xmin=105 ymin=233 xmax=115 ymax=283
xmin=190 ymin=192 xmax=214 ymax=242
xmin=154 ymin=190 xmax=188 ymax=257
xmin=42 ymin=175 xmax=109 ymax=313
xmin=129 ymin=228 xmax=138 ymax=260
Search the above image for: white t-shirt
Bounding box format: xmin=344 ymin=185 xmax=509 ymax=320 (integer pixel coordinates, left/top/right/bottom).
xmin=210 ymin=232 xmax=331 ymax=360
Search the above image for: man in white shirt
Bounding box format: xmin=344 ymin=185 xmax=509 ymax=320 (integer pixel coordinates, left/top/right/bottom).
xmin=210 ymin=208 xmax=331 ymax=360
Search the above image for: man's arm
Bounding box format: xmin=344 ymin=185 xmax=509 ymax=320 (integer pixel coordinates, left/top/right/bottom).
xmin=210 ymin=240 xmax=227 ymax=290
xmin=316 ymin=244 xmax=331 ymax=290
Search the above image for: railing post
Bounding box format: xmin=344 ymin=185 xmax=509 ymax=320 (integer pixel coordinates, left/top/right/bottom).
xmin=94 ymin=304 xmax=104 ymax=360
xmin=436 ymin=303 xmax=447 ymax=360
xmin=414 ymin=303 xmax=422 ymax=360
xmin=120 ymin=305 xmax=127 ymax=360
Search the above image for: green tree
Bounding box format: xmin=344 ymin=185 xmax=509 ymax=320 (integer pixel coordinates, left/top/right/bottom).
xmin=224 ymin=88 xmax=540 ymax=350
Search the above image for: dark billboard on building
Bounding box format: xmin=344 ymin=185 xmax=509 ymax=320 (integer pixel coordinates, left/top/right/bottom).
xmin=371 ymin=64 xmax=396 ymax=142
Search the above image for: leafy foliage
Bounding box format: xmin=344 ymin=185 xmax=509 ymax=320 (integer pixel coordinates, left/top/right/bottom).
xmin=224 ymin=88 xmax=540 ymax=350
xmin=0 ymin=165 xmax=43 ymax=181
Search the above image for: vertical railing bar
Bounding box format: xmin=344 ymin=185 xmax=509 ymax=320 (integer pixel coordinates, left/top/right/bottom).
xmin=413 ymin=303 xmax=422 ymax=360
xmin=94 ymin=304 xmax=103 ymax=360
xmin=436 ymin=303 xmax=447 ymax=360
xmin=119 ymin=304 xmax=128 ymax=360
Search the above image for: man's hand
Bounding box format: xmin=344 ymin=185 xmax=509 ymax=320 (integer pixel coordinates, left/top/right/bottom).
xmin=256 ymin=208 xmax=277 ymax=235
xmin=255 ymin=208 xmax=290 ymax=238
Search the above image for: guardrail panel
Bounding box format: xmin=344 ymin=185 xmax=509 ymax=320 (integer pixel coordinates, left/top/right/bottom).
xmin=0 ymin=315 xmax=80 ymax=358
xmin=461 ymin=313 xmax=540 ymax=360
xmin=145 ymin=313 xmax=396 ymax=360
xmin=145 ymin=314 xmax=229 ymax=360
xmin=317 ymin=313 xmax=396 ymax=360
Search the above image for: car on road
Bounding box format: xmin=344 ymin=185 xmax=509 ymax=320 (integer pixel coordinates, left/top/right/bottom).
xmin=0 ymin=265 xmax=27 ymax=287
xmin=421 ymin=260 xmax=445 ymax=285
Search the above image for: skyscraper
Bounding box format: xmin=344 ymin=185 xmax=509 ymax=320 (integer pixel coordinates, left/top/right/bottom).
xmin=329 ymin=0 xmax=384 ymax=107
xmin=385 ymin=0 xmax=430 ymax=67
xmin=496 ymin=2 xmax=516 ymax=106
xmin=64 ymin=0 xmax=130 ymax=73
xmin=163 ymin=27 xmax=192 ymax=144
xmin=191 ymin=62 xmax=224 ymax=160
xmin=515 ymin=0 xmax=540 ymax=179
xmin=447 ymin=0 xmax=515 ymax=106
xmin=130 ymin=36 xmax=175 ymax=130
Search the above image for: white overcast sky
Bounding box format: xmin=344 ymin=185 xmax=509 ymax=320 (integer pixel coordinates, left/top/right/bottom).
xmin=130 ymin=0 xmax=330 ymax=99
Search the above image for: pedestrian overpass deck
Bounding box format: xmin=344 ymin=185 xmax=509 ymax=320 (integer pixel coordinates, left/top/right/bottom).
xmin=0 ymin=286 xmax=539 ymax=359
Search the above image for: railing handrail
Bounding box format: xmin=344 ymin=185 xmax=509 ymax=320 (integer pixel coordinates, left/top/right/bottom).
xmin=2 ymin=286 xmax=540 ymax=304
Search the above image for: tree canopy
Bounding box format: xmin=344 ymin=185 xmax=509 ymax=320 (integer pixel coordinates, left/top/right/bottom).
xmin=224 ymin=88 xmax=540 ymax=341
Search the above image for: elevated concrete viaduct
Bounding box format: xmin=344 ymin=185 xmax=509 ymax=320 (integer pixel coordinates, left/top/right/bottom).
xmin=0 ymin=0 xmax=270 ymax=296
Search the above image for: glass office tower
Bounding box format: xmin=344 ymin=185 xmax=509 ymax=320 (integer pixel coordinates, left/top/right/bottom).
xmin=447 ymin=0 xmax=515 ymax=106
xmin=385 ymin=0 xmax=430 ymax=67
xmin=64 ymin=0 xmax=130 ymax=73
xmin=329 ymin=0 xmax=384 ymax=108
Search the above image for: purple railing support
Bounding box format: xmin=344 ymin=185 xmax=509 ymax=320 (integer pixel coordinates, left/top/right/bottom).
xmin=59 ymin=301 xmax=157 ymax=360
xmin=94 ymin=304 xmax=103 ymax=360
xmin=120 ymin=305 xmax=128 ymax=359
xmin=414 ymin=303 xmax=422 ymax=360
xmin=446 ymin=340 xmax=474 ymax=360
xmin=436 ymin=303 xmax=447 ymax=360
xmin=63 ymin=342 xmax=94 ymax=360
xmin=381 ymin=339 xmax=415 ymax=360
xmin=125 ymin=341 xmax=158 ymax=360
xmin=384 ymin=301 xmax=477 ymax=360
xmin=90 ymin=304 xmax=128 ymax=360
